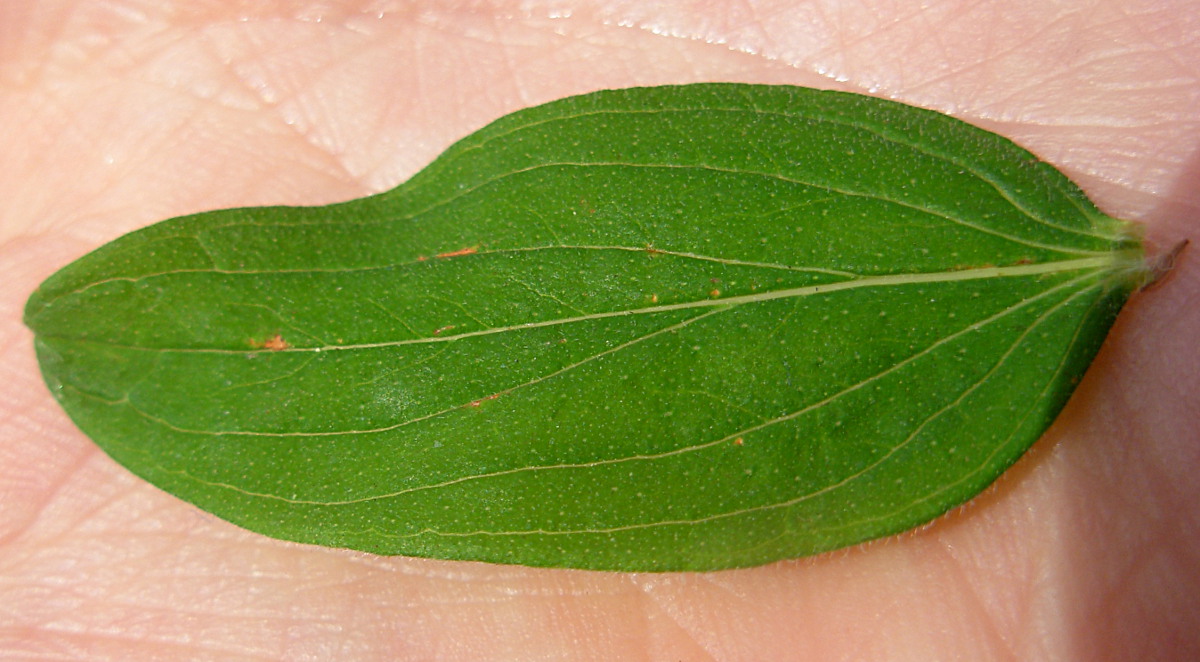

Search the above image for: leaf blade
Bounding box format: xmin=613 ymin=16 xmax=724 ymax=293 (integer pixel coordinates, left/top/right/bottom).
xmin=26 ymin=84 xmax=1142 ymax=570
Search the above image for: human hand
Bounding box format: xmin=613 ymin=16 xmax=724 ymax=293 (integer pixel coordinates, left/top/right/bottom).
xmin=3 ymin=2 xmax=1197 ymax=659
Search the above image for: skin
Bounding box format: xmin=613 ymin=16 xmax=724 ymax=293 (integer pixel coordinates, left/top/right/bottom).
xmin=2 ymin=1 xmax=1197 ymax=659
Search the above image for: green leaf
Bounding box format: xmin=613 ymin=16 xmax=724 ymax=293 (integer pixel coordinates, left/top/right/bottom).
xmin=25 ymin=83 xmax=1145 ymax=571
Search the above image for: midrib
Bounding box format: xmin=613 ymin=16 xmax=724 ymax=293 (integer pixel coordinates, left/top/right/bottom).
xmin=44 ymin=255 xmax=1120 ymax=354
xmin=235 ymin=255 xmax=1121 ymax=353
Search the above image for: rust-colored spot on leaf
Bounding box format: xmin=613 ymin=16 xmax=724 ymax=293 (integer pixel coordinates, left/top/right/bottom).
xmin=433 ymin=325 xmax=457 ymax=336
xmin=468 ymin=393 xmax=500 ymax=408
xmin=250 ymin=333 xmax=291 ymax=351
xmin=437 ymin=246 xmax=479 ymax=259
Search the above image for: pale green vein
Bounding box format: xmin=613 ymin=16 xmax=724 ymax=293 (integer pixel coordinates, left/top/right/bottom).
xmin=198 ymin=159 xmax=1107 ymax=259
xmin=799 ymin=279 xmax=1106 ymax=537
xmin=37 ymin=244 xmax=855 ymax=306
xmin=478 ymin=244 xmax=860 ymax=278
xmin=363 ymin=297 xmax=423 ymax=339
xmin=423 ymin=293 xmax=490 ymax=330
xmin=481 ymin=161 xmax=1109 ymax=257
xmin=507 ymin=278 xmax=589 ymax=316
xmin=381 ymin=274 xmax=1096 ymax=519
xmin=163 ymin=270 xmax=1095 ymax=505
xmin=224 ymin=301 xmax=331 ymax=346
xmin=216 ymin=354 xmax=318 ymax=393
xmin=66 ymin=255 xmax=1114 ymax=356
xmin=410 ymin=101 xmax=1110 ymax=242
xmin=104 ymin=308 xmax=723 ymax=441
xmin=819 ymin=111 xmax=1115 ymax=241
xmin=381 ymin=278 xmax=1103 ymax=538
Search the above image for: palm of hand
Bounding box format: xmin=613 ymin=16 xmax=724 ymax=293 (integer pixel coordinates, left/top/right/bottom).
xmin=3 ymin=2 xmax=1198 ymax=660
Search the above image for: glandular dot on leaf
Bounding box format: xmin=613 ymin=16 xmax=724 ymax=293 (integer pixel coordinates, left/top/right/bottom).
xmin=25 ymin=83 xmax=1150 ymax=571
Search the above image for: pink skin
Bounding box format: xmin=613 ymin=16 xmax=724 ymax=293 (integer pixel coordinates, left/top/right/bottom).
xmin=2 ymin=1 xmax=1198 ymax=660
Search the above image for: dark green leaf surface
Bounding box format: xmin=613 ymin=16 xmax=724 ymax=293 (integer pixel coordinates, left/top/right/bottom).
xmin=26 ymin=84 xmax=1144 ymax=571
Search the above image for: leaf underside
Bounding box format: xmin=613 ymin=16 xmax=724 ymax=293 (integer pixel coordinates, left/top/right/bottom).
xmin=25 ymin=84 xmax=1142 ymax=571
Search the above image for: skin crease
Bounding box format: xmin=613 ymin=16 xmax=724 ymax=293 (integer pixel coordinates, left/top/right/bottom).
xmin=1 ymin=0 xmax=1197 ymax=659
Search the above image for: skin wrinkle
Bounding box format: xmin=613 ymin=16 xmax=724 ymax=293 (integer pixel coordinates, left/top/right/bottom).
xmin=4 ymin=1 xmax=1198 ymax=661
xmin=222 ymin=64 xmax=365 ymax=188
xmin=1093 ymin=531 xmax=1162 ymax=635
xmin=10 ymin=446 xmax=113 ymax=546
xmin=925 ymin=542 xmax=1022 ymax=662
xmin=166 ymin=22 xmax=369 ymax=199
xmin=278 ymin=42 xmax=393 ymax=172
xmin=0 ymin=433 xmax=91 ymax=546
xmin=45 ymin=628 xmax=280 ymax=662
xmin=631 ymin=577 xmax=720 ymax=662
